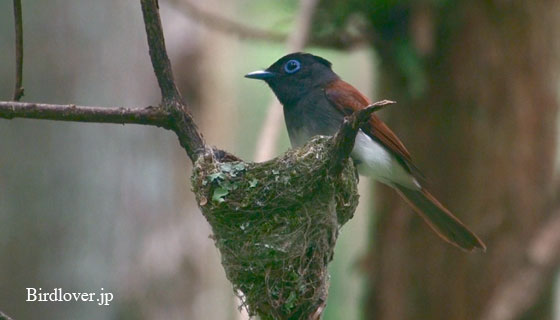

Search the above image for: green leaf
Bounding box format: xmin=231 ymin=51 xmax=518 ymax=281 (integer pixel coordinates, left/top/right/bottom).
xmin=249 ymin=179 xmax=258 ymax=188
xmin=285 ymin=291 xmax=297 ymax=311
xmin=208 ymin=172 xmax=225 ymax=182
xmin=233 ymin=163 xmax=246 ymax=171
xmin=220 ymin=163 xmax=233 ymax=172
xmin=227 ymin=162 xmax=246 ymax=177
xmin=212 ymin=187 xmax=229 ymax=203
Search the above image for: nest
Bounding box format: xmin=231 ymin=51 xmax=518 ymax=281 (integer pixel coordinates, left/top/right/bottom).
xmin=191 ymin=136 xmax=359 ymax=319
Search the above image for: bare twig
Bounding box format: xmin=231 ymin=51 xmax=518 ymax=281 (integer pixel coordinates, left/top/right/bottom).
xmin=0 ymin=2 xmax=370 ymax=319
xmin=0 ymin=0 xmax=207 ymax=162
xmin=140 ymin=0 xmax=205 ymax=161
xmin=0 ymin=101 xmax=171 ymax=127
xmin=329 ymin=100 xmax=395 ymax=174
xmin=12 ymin=0 xmax=24 ymax=101
xmin=254 ymin=0 xmax=320 ymax=162
xmin=171 ymin=0 xmax=367 ymax=50
xmin=480 ymin=211 xmax=560 ymax=320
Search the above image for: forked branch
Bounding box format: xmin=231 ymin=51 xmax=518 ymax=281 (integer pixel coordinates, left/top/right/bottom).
xmin=139 ymin=0 xmax=205 ymax=161
xmin=0 ymin=1 xmax=385 ymax=319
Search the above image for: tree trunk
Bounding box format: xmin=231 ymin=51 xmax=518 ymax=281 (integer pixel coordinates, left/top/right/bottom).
xmin=362 ymin=1 xmax=559 ymax=319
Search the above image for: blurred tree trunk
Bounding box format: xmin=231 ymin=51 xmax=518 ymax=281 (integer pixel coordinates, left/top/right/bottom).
xmin=356 ymin=1 xmax=560 ymax=320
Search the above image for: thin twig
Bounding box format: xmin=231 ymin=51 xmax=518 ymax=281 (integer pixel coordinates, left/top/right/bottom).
xmin=12 ymin=0 xmax=24 ymax=101
xmin=480 ymin=211 xmax=560 ymax=320
xmin=0 ymin=101 xmax=171 ymax=128
xmin=329 ymin=100 xmax=395 ymax=174
xmin=254 ymin=0 xmax=320 ymax=162
xmin=0 ymin=0 xmax=208 ymax=162
xmin=140 ymin=0 xmax=205 ymax=161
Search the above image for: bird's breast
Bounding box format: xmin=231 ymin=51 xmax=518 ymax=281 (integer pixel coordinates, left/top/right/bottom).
xmin=283 ymin=92 xmax=345 ymax=148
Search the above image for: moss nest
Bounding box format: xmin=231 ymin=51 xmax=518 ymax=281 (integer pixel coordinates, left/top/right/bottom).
xmin=191 ymin=136 xmax=359 ymax=319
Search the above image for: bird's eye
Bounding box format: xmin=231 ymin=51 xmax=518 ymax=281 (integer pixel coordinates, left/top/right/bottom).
xmin=284 ymin=59 xmax=301 ymax=74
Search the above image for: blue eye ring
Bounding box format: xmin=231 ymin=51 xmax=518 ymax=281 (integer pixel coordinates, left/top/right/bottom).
xmin=284 ymin=59 xmax=301 ymax=74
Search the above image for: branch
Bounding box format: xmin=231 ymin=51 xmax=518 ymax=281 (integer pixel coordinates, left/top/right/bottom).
xmin=12 ymin=0 xmax=24 ymax=101
xmin=140 ymin=0 xmax=205 ymax=161
xmin=480 ymin=210 xmax=560 ymax=320
xmin=0 ymin=0 xmax=207 ymax=162
xmin=329 ymin=100 xmax=395 ymax=174
xmin=0 ymin=101 xmax=171 ymax=128
xmin=0 ymin=2 xmax=373 ymax=319
xmin=171 ymin=0 xmax=368 ymax=50
xmin=140 ymin=0 xmax=181 ymax=103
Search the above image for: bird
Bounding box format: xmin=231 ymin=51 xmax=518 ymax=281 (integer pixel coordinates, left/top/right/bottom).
xmin=245 ymin=52 xmax=485 ymax=252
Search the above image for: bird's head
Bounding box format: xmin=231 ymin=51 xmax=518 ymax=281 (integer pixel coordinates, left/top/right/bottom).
xmin=245 ymin=52 xmax=338 ymax=106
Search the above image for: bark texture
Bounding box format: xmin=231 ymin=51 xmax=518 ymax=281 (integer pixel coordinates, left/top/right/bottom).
xmin=358 ymin=1 xmax=560 ymax=319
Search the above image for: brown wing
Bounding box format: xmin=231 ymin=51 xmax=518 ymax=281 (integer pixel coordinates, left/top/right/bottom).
xmin=324 ymin=79 xmax=413 ymax=164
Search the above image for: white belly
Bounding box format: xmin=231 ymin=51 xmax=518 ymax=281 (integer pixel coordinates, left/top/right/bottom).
xmin=352 ymin=131 xmax=420 ymax=189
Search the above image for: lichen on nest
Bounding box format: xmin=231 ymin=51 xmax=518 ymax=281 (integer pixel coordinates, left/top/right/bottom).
xmin=191 ymin=136 xmax=359 ymax=319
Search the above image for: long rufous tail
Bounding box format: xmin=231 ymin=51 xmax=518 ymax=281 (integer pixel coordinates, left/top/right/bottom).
xmin=394 ymin=185 xmax=486 ymax=252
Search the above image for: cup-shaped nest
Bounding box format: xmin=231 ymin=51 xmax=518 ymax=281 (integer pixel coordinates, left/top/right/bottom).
xmin=191 ymin=136 xmax=359 ymax=319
